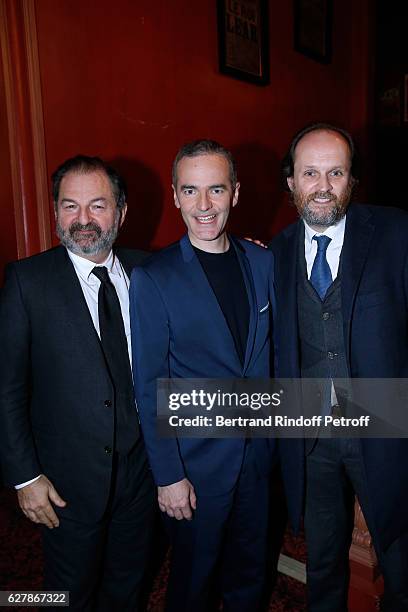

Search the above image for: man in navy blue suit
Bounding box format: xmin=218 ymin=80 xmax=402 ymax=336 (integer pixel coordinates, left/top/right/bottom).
xmin=270 ymin=123 xmax=408 ymax=611
xmin=130 ymin=140 xmax=276 ymax=612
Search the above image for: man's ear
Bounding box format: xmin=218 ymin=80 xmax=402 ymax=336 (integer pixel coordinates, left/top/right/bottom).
xmin=232 ymin=182 xmax=240 ymax=208
xmin=172 ymin=185 xmax=180 ymax=209
xmin=119 ymin=203 xmax=127 ymax=227
xmin=287 ymin=177 xmax=295 ymax=192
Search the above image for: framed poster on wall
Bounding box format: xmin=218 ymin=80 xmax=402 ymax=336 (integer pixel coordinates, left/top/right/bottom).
xmin=217 ymin=0 xmax=269 ymax=85
xmin=294 ymin=0 xmax=332 ymax=64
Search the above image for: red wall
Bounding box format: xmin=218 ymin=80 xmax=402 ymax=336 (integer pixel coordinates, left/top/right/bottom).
xmin=33 ymin=0 xmax=373 ymax=250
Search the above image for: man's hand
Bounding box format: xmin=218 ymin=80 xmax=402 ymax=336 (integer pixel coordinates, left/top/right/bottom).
xmin=17 ymin=475 xmax=67 ymax=529
xmin=244 ymin=237 xmax=268 ymax=248
xmin=158 ymin=478 xmax=196 ymax=520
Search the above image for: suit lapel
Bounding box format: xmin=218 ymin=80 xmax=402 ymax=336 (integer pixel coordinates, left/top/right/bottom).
xmin=52 ymin=247 xmax=107 ymax=367
xmin=114 ymin=248 xmax=145 ymax=278
xmin=116 ymin=252 xmax=133 ymax=278
xmin=180 ymin=234 xmax=237 ymax=340
xmin=229 ymin=237 xmax=257 ymax=374
xmin=341 ymin=205 xmax=375 ymax=368
xmin=278 ymin=223 xmax=302 ymax=377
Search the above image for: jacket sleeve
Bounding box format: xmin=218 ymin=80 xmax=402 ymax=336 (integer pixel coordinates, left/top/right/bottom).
xmin=129 ymin=266 xmax=186 ymax=486
xmin=0 ymin=264 xmax=41 ymax=485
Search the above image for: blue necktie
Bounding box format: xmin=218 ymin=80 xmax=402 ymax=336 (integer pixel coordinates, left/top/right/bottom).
xmin=310 ymin=235 xmax=332 ymax=300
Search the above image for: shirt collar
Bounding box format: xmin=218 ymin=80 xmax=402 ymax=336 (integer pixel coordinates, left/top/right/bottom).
xmin=303 ymin=214 xmax=346 ymax=248
xmin=66 ymin=248 xmax=120 ymax=282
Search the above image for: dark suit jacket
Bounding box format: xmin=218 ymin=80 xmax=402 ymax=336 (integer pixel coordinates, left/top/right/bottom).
xmin=269 ymin=204 xmax=408 ymax=550
xmin=130 ymin=235 xmax=276 ymax=495
xmin=0 ymin=245 xmax=147 ymax=523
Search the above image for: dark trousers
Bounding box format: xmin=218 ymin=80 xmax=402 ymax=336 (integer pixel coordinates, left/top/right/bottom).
xmin=305 ymin=437 xmax=408 ymax=612
xmin=164 ymin=442 xmax=270 ymax=612
xmin=42 ymin=439 xmax=156 ymax=611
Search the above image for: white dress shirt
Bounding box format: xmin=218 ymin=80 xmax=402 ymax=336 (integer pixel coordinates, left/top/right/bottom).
xmin=303 ymin=215 xmax=346 ymax=281
xmin=16 ymin=248 xmax=131 ymax=489
xmin=67 ymin=249 xmax=132 ymax=363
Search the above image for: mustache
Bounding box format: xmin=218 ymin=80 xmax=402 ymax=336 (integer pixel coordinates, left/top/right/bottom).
xmin=68 ymin=222 xmax=102 ymax=237
xmin=307 ymin=191 xmax=337 ymax=203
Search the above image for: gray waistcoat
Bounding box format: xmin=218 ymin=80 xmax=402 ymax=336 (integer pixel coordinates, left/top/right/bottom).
xmin=296 ymin=232 xmax=349 ymax=431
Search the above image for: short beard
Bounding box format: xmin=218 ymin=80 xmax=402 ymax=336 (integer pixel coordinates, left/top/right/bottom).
xmin=292 ymin=181 xmax=353 ymax=228
xmin=56 ymin=217 xmax=120 ymax=257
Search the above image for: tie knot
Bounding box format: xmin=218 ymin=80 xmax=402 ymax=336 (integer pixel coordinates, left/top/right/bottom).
xmin=92 ymin=266 xmax=110 ymax=284
xmin=313 ymin=235 xmax=331 ymax=253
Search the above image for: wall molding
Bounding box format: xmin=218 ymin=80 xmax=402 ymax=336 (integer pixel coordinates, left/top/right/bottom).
xmin=0 ymin=0 xmax=51 ymax=258
xmin=23 ymin=0 xmax=51 ymax=253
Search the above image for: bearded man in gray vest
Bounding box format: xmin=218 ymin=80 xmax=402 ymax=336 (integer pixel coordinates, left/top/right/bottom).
xmin=269 ymin=123 xmax=408 ymax=611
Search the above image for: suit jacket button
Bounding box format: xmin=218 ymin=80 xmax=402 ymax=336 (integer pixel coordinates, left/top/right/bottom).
xmin=104 ymin=400 xmax=112 ymax=408
xmin=322 ymin=312 xmax=330 ymax=320
xmin=104 ymin=446 xmax=112 ymax=454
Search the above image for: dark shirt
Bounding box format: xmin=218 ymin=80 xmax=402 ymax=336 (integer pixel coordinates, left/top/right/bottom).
xmin=194 ymin=245 xmax=249 ymax=366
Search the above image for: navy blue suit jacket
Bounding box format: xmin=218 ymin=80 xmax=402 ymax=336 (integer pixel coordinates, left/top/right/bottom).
xmin=269 ymin=204 xmax=408 ymax=550
xmin=130 ymin=235 xmax=276 ymax=495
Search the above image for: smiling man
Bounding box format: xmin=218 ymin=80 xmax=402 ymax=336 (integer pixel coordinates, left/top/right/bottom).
xmin=130 ymin=140 xmax=276 ymax=611
xmin=172 ymin=149 xmax=239 ymax=251
xmin=270 ymin=123 xmax=408 ymax=611
xmin=287 ymin=128 xmax=354 ymax=230
xmin=0 ymin=156 xmax=155 ymax=610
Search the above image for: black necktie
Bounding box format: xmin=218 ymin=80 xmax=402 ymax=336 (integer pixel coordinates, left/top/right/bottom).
xmin=92 ymin=266 xmax=139 ymax=452
xmin=92 ymin=266 xmax=132 ymax=381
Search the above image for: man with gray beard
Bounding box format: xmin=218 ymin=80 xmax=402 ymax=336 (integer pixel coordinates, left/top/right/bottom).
xmin=0 ymin=156 xmax=155 ymax=610
xmin=270 ymin=123 xmax=408 ymax=611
